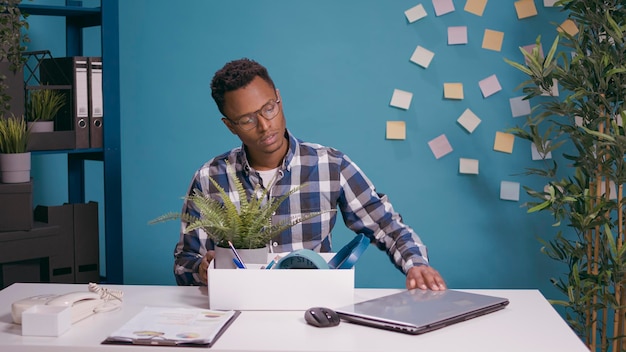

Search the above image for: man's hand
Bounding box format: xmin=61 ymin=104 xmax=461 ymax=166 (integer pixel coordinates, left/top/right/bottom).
xmin=198 ymin=250 xmax=215 ymax=285
xmin=406 ymin=265 xmax=446 ymax=291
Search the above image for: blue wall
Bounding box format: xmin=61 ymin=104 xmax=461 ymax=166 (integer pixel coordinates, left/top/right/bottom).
xmin=30 ymin=1 xmax=570 ymax=297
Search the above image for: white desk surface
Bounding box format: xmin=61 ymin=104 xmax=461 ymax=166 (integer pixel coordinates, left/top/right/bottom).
xmin=0 ymin=283 xmax=588 ymax=352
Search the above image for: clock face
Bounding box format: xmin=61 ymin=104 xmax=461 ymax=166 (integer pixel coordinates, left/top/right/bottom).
xmin=276 ymin=249 xmax=329 ymax=269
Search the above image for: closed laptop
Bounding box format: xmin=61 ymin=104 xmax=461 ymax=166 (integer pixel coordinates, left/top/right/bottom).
xmin=334 ymin=289 xmax=509 ymax=335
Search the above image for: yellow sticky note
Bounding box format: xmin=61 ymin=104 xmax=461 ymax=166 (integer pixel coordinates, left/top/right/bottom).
xmin=514 ymin=0 xmax=537 ymax=19
xmin=464 ymin=0 xmax=487 ymax=16
xmin=444 ymin=83 xmax=464 ymax=100
xmin=557 ymin=19 xmax=579 ymax=36
xmin=386 ymin=121 xmax=406 ymax=140
xmin=482 ymin=29 xmax=504 ymax=52
xmin=494 ymin=132 xmax=515 ymax=153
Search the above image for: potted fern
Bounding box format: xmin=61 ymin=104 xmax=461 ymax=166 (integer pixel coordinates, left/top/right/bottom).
xmin=151 ymin=162 xmax=332 ymax=268
xmin=0 ymin=115 xmax=30 ymax=183
xmin=504 ymin=0 xmax=626 ymax=350
xmin=25 ymin=88 xmax=66 ymax=132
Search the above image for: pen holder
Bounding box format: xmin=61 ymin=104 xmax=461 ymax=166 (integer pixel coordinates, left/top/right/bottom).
xmin=213 ymin=245 xmax=268 ymax=269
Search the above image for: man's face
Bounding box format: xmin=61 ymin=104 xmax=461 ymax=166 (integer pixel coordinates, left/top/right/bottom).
xmin=221 ymin=76 xmax=287 ymax=164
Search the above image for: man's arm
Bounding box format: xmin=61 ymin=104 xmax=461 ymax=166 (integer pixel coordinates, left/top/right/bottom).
xmin=336 ymin=155 xmax=445 ymax=290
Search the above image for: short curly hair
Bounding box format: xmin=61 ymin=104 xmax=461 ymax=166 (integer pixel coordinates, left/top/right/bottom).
xmin=210 ymin=58 xmax=276 ymax=117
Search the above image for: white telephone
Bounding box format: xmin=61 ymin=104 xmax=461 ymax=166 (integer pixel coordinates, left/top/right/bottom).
xmin=11 ymin=284 xmax=123 ymax=325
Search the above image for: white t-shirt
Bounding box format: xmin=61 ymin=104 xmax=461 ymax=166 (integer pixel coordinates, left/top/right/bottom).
xmin=257 ymin=168 xmax=279 ymax=187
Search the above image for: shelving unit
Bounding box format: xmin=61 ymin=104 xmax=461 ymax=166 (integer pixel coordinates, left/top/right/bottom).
xmin=18 ymin=0 xmax=123 ymax=283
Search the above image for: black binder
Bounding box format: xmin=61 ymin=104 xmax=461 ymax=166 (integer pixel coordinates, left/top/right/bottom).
xmin=88 ymin=57 xmax=103 ymax=149
xmin=40 ymin=57 xmax=90 ymax=149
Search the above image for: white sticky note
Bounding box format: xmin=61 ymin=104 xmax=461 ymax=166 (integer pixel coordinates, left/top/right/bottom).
xmin=575 ymin=115 xmax=584 ymax=127
xmin=448 ymin=26 xmax=468 ymax=45
xmin=500 ymin=181 xmax=520 ymax=201
xmin=531 ymin=142 xmax=552 ymax=160
xmin=410 ymin=45 xmax=435 ymax=68
xmin=428 ymin=134 xmax=453 ymax=159
xmin=544 ymin=0 xmax=560 ymax=6
xmin=457 ymin=108 xmax=481 ymax=133
xmin=405 ymin=4 xmax=428 ymax=23
xmin=459 ymin=158 xmax=479 ymax=174
xmin=390 ymin=89 xmax=413 ymax=110
xmin=601 ymin=180 xmax=617 ymax=200
xmin=479 ymin=74 xmax=502 ymax=98
xmin=432 ymin=0 xmax=455 ymax=16
xmin=509 ymin=96 xmax=531 ymax=117
xmin=541 ymin=78 xmax=559 ymax=97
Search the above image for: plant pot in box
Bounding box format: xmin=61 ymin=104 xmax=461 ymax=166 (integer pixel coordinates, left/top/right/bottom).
xmin=0 ymin=116 xmax=31 ymax=183
xmin=150 ymin=161 xmax=334 ymax=267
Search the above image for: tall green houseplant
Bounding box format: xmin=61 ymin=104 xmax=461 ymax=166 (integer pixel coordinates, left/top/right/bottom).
xmin=504 ymin=1 xmax=626 ymax=351
xmin=0 ymin=0 xmax=29 ymax=117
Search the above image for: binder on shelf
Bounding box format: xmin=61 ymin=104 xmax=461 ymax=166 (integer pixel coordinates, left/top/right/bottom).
xmin=88 ymin=57 xmax=103 ymax=149
xmin=39 ymin=57 xmax=90 ymax=149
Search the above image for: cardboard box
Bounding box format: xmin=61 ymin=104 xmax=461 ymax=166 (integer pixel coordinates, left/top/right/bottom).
xmin=0 ymin=181 xmax=33 ymax=231
xmin=208 ymin=253 xmax=354 ymax=310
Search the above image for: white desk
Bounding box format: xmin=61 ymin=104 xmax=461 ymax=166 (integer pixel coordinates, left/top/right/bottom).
xmin=0 ymin=283 xmax=588 ymax=352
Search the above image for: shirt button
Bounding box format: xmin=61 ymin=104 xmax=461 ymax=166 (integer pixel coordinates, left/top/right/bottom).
xmin=272 ymin=242 xmax=278 ymax=247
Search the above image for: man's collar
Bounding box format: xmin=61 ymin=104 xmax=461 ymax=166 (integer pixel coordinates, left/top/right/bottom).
xmin=237 ymin=129 xmax=299 ymax=175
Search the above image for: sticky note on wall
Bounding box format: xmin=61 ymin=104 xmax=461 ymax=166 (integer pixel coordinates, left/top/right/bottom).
xmin=457 ymin=109 xmax=481 ymax=133
xmin=479 ymin=74 xmax=502 ymax=98
xmin=390 ymin=89 xmax=413 ymax=110
xmin=386 ymin=121 xmax=406 ymax=140
xmin=410 ymin=45 xmax=435 ymax=68
xmin=444 ymin=83 xmax=464 ymax=99
xmin=558 ymin=19 xmax=579 ymax=36
xmin=428 ymin=134 xmax=453 ymax=159
xmin=514 ymin=0 xmax=537 ymax=19
xmin=482 ymin=29 xmax=504 ymax=51
xmin=465 ymin=0 xmax=487 ymax=16
xmin=459 ymin=158 xmax=479 ymax=174
xmin=494 ymin=132 xmax=515 ymax=153
xmin=405 ymin=4 xmax=427 ymax=23
xmin=500 ymin=181 xmax=520 ymax=201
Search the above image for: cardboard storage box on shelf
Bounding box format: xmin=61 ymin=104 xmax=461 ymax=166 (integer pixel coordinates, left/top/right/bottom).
xmin=0 ymin=181 xmax=33 ymax=231
xmin=208 ymin=253 xmax=354 ymax=310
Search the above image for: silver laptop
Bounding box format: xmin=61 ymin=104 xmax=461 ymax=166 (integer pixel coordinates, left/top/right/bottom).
xmin=334 ymin=289 xmax=509 ymax=335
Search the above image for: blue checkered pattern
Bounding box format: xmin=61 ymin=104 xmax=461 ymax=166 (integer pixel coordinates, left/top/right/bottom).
xmin=173 ymin=130 xmax=429 ymax=286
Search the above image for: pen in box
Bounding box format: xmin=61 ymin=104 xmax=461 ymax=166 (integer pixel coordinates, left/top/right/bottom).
xmin=228 ymin=241 xmax=247 ymax=269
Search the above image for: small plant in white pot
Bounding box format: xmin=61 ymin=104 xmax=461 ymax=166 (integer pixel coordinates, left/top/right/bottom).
xmin=0 ymin=115 xmax=31 ymax=183
xmin=26 ymin=88 xmax=65 ymax=133
xmin=151 ymin=162 xmax=334 ymax=268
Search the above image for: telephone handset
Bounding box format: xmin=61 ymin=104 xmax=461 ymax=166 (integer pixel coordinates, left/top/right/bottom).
xmin=11 ymin=284 xmax=123 ymax=325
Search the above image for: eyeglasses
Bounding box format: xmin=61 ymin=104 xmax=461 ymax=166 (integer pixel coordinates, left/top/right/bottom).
xmin=227 ymin=98 xmax=281 ymax=131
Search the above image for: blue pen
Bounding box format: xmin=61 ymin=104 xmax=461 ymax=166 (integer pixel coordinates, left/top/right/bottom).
xmin=232 ymin=258 xmax=245 ymax=269
xmin=265 ymin=255 xmax=279 ymax=270
xmin=228 ymin=241 xmax=247 ymax=269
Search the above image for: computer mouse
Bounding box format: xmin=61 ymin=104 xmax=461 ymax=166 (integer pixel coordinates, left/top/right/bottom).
xmin=304 ymin=307 xmax=341 ymax=328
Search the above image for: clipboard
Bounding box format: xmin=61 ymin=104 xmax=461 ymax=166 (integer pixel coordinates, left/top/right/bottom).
xmin=102 ymin=307 xmax=241 ymax=347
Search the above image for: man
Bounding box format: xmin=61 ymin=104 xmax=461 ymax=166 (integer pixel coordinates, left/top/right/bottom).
xmin=173 ymin=58 xmax=446 ymax=291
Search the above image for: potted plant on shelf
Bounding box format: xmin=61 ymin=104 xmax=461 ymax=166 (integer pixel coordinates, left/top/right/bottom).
xmin=25 ymin=88 xmax=66 ymax=132
xmin=0 ymin=115 xmax=30 ymax=183
xmin=0 ymin=0 xmax=29 ymax=118
xmin=150 ymin=162 xmax=333 ymax=268
xmin=504 ymin=0 xmax=626 ymax=351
